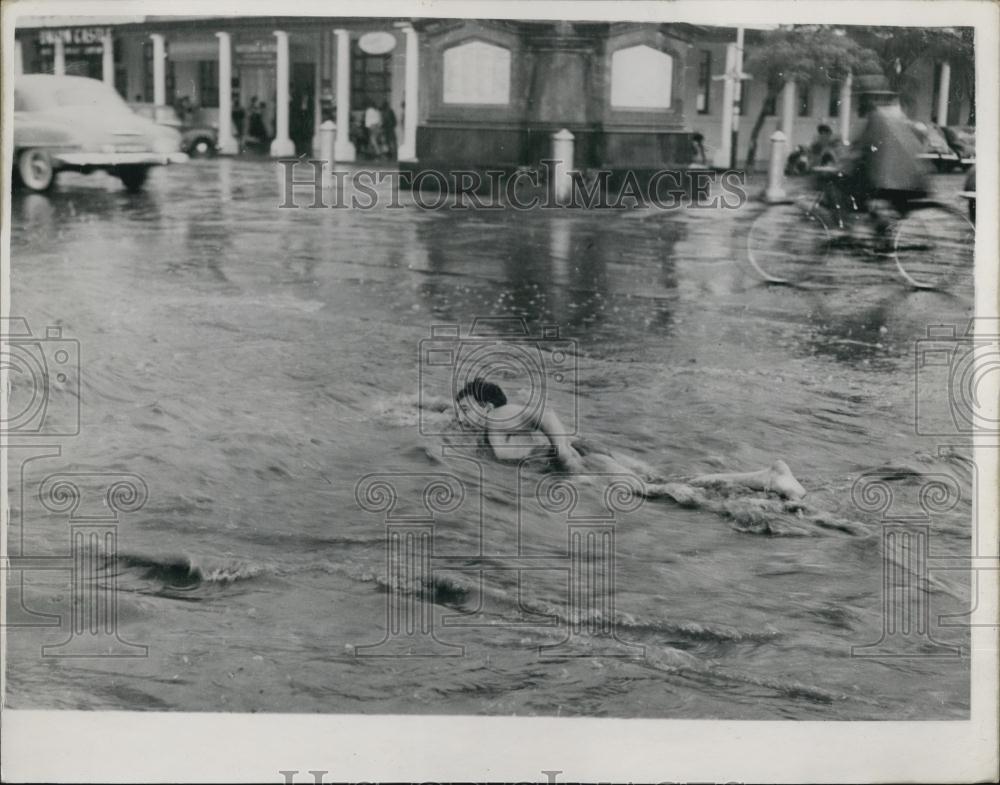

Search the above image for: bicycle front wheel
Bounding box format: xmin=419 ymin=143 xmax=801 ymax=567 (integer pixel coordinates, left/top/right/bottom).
xmin=893 ymin=203 xmax=975 ymax=291
xmin=746 ymin=202 xmax=830 ymax=285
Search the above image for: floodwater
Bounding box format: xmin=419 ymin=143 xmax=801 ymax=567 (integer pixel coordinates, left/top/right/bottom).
xmin=5 ymin=160 xmax=975 ymax=718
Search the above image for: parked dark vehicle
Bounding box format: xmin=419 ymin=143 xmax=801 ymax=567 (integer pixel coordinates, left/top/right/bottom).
xmin=13 ymin=74 xmax=185 ymax=192
xmin=914 ymin=122 xmax=975 ymax=172
xmin=130 ymin=103 xmax=220 ymax=157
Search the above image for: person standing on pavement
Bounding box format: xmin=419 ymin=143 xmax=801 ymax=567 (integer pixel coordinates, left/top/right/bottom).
xmin=380 ymin=101 xmax=397 ymax=160
xmin=364 ymin=101 xmax=383 ymax=158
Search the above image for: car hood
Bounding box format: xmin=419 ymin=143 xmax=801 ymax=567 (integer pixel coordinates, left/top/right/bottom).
xmin=24 ymin=107 xmax=181 ymax=146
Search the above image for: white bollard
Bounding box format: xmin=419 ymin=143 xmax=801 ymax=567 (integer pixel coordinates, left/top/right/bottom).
xmin=765 ymin=130 xmax=789 ymax=203
xmin=319 ymin=120 xmax=336 ymax=185
xmin=551 ymin=128 xmax=575 ymax=204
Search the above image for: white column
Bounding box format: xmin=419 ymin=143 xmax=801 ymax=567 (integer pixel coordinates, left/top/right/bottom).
xmin=14 ymin=38 xmax=23 ymax=76
xmin=712 ymin=42 xmax=737 ymax=168
xmin=838 ymin=72 xmax=852 ymax=145
xmin=780 ymin=80 xmax=797 ymax=148
xmin=936 ymin=61 xmax=951 ymax=125
xmin=53 ymin=36 xmax=65 ymax=75
xmin=398 ymin=23 xmax=419 ymax=162
xmin=150 ymin=33 xmax=166 ymax=105
xmin=333 ymin=29 xmax=355 ymax=162
xmin=270 ymin=31 xmax=295 ymax=157
xmin=102 ymin=31 xmax=114 ymax=86
xmin=216 ymin=32 xmax=238 ymax=154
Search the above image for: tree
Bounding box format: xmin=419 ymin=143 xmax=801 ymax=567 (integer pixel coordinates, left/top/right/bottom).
xmin=849 ymin=26 xmax=975 ymax=123
xmin=742 ymin=26 xmax=881 ymax=169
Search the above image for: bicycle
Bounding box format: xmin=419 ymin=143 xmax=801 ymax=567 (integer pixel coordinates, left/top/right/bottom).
xmin=746 ymin=166 xmax=975 ymax=291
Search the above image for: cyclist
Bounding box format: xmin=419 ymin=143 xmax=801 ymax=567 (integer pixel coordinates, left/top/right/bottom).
xmin=838 ymin=74 xmax=932 ymax=234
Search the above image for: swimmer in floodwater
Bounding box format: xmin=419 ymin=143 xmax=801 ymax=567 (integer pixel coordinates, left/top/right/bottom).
xmin=454 ymin=378 xmax=807 ymax=501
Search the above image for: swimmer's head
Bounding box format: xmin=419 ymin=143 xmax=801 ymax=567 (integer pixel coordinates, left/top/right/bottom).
xmin=455 ymin=378 xmax=507 ymax=425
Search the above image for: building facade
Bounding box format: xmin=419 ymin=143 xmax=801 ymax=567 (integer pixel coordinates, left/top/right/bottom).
xmin=13 ymin=16 xmax=970 ymax=171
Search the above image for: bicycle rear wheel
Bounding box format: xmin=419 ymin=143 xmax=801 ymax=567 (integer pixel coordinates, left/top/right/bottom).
xmin=893 ymin=203 xmax=975 ymax=291
xmin=747 ymin=202 xmax=830 ymax=285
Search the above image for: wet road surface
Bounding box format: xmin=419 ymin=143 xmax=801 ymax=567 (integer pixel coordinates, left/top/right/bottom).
xmin=6 ymin=160 xmax=975 ymax=717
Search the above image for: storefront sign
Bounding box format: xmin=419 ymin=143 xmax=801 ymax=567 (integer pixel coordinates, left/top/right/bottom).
xmin=38 ymin=27 xmax=110 ymax=45
xmin=359 ymin=31 xmax=396 ymax=55
xmin=235 ymin=39 xmax=277 ymax=66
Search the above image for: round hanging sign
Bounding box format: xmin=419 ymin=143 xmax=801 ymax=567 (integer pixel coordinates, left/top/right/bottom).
xmin=359 ymin=31 xmax=397 ymax=55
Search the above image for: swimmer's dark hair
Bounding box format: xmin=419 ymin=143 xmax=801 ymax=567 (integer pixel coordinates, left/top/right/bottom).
xmin=455 ymin=378 xmax=507 ymax=408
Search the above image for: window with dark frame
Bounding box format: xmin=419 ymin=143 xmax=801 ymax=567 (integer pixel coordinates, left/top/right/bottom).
xmin=199 ymin=60 xmax=219 ymax=108
xmin=696 ymin=49 xmax=711 ymax=114
xmin=798 ymin=83 xmax=812 ymax=117
xmin=351 ymin=45 xmax=391 ymax=110
xmin=762 ymin=88 xmax=776 ymax=116
xmin=828 ymin=80 xmax=842 ymax=117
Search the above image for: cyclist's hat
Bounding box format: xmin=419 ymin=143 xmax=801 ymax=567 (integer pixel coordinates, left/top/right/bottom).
xmin=854 ymin=73 xmax=897 ymax=96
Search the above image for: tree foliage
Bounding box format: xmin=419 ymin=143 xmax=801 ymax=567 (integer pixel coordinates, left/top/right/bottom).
xmin=742 ymin=26 xmax=881 ymax=168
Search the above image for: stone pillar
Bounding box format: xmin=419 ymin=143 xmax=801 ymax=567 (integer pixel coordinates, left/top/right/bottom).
xmin=53 ymin=35 xmax=65 ymax=76
xmin=398 ymin=24 xmax=419 ymax=162
xmin=14 ymin=37 xmax=23 ymax=76
xmin=936 ymin=61 xmax=951 ymax=125
xmin=839 ymin=72 xmax=852 ymax=145
xmin=102 ymin=31 xmax=114 ymax=86
xmin=712 ymin=42 xmax=737 ymax=168
xmin=270 ymin=31 xmax=295 ymax=157
xmin=216 ymin=32 xmax=238 ymax=154
xmin=150 ymin=33 xmax=166 ymax=105
xmin=780 ymin=80 xmax=796 ymax=148
xmin=333 ymin=29 xmax=355 ymax=162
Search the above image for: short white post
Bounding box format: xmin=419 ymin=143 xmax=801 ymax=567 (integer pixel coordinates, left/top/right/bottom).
xmin=839 ymin=72 xmax=852 ymax=145
xmin=53 ymin=35 xmax=65 ymax=75
xmin=320 ymin=119 xmax=336 ymax=183
xmin=765 ymin=130 xmax=788 ymax=203
xmin=270 ymin=31 xmax=295 ymax=157
xmin=936 ymin=61 xmax=951 ymax=125
xmin=14 ymin=37 xmax=23 ymax=76
xmin=551 ymin=128 xmax=575 ymax=204
xmin=398 ymin=24 xmax=419 ymax=161
xmin=333 ymin=29 xmax=355 ymax=162
xmin=150 ymin=33 xmax=166 ymax=105
xmin=215 ymin=33 xmax=238 ymax=154
xmin=102 ymin=31 xmax=114 ymax=86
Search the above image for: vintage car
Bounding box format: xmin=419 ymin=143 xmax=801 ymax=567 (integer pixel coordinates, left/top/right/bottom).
xmin=13 ymin=74 xmax=187 ymax=192
xmin=129 ymin=103 xmax=220 ymax=158
xmin=914 ymin=122 xmax=975 ymax=172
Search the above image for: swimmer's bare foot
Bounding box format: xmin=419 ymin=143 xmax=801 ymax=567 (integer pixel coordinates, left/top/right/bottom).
xmin=767 ymin=459 xmax=806 ymax=500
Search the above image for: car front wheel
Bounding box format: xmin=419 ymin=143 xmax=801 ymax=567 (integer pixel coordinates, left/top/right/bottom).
xmin=17 ymin=149 xmax=56 ymax=192
xmin=189 ymin=137 xmax=215 ymax=158
xmin=117 ymin=165 xmax=150 ymax=192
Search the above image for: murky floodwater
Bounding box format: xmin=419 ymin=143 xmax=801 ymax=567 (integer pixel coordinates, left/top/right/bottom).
xmin=6 ymin=160 xmax=974 ymax=717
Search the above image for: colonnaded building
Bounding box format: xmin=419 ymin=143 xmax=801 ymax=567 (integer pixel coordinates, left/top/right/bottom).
xmin=12 ymin=15 xmax=972 ymax=172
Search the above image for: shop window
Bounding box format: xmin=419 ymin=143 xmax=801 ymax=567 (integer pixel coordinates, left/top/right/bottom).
xmin=763 ymin=90 xmax=777 ymax=116
xmin=142 ymin=39 xmax=175 ymax=103
xmin=696 ymin=50 xmax=711 ymax=114
xmin=352 ymin=47 xmax=391 ymax=110
xmin=199 ymin=60 xmax=219 ymax=108
xmin=442 ymin=40 xmax=511 ymax=105
xmin=611 ymin=45 xmax=672 ymax=109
